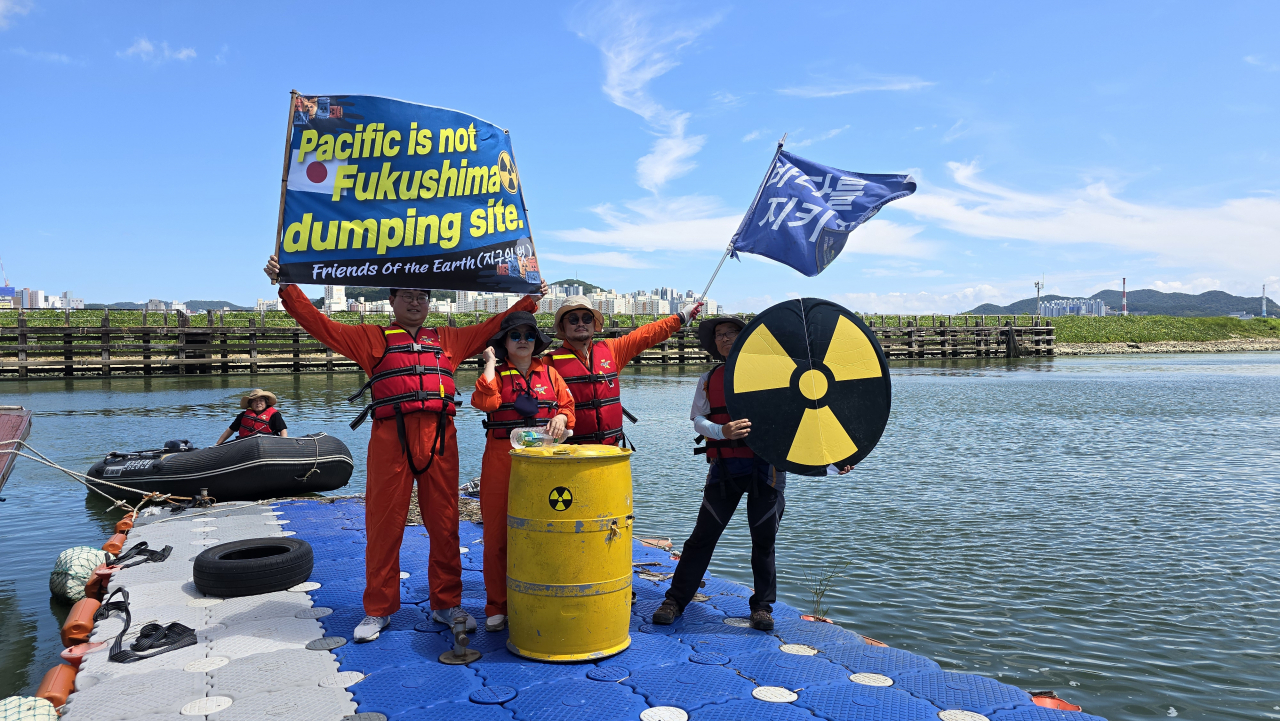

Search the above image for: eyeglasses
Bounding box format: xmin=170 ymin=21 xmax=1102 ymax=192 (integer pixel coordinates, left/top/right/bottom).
xmin=396 ymin=294 xmax=429 ymax=305
xmin=508 ymin=330 xmax=539 ymax=342
xmin=714 ymin=329 xmax=740 ymax=341
xmin=564 ymin=313 xmax=594 ymax=326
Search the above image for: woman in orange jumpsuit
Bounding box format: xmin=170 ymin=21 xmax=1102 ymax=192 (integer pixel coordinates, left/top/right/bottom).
xmin=470 ymin=311 xmax=575 ymax=631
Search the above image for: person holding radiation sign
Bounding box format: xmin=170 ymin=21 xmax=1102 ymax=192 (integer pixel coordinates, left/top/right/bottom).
xmin=266 ymin=93 xmax=546 ymax=642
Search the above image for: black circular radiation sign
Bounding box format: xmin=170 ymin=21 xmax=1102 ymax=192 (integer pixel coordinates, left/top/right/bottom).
xmin=723 ymin=298 xmax=891 ymax=475
xmin=548 ymin=486 xmax=573 ymax=512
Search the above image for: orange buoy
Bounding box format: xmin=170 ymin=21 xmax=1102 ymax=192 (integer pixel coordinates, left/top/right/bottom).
xmin=83 ymin=563 xmax=116 ymax=601
xmin=60 ymin=598 xmax=100 ymax=647
xmin=861 ymin=635 xmax=889 ymax=647
xmin=60 ymin=642 xmax=106 ymax=669
xmin=102 ymin=533 xmax=127 ymax=555
xmin=800 ymin=614 xmax=835 ymax=624
xmin=35 ymin=664 xmax=77 ymax=708
xmin=1032 ymin=692 xmax=1083 ymax=711
xmin=115 ymin=516 xmax=134 ymax=532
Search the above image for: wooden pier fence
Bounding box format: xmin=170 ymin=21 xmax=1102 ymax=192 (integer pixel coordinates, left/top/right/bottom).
xmin=0 ymin=309 xmax=1053 ymax=378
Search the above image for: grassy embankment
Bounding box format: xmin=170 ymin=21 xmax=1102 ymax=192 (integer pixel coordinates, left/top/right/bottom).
xmin=1051 ymin=315 xmax=1280 ymax=343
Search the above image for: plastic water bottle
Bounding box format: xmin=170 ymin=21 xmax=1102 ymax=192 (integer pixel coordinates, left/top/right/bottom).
xmin=509 ymin=428 xmax=571 ymax=449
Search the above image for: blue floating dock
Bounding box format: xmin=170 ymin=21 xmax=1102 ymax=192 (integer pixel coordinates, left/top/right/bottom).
xmin=58 ymin=497 xmax=1102 ymax=721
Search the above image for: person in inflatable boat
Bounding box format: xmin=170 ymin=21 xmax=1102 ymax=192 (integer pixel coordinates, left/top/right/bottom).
xmin=216 ymin=389 xmax=287 ymax=445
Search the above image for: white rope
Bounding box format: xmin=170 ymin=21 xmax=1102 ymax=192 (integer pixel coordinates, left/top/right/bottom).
xmin=0 ymin=438 xmax=192 ymax=512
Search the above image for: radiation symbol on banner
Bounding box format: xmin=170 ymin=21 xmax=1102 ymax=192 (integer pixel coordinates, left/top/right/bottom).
xmin=548 ymin=486 xmax=573 ymax=512
xmin=498 ymin=151 xmax=520 ymax=194
xmin=724 ymin=298 xmax=892 ymax=475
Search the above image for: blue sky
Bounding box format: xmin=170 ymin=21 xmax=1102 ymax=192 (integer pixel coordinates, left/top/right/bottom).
xmin=2 ymin=1 xmax=1278 ymax=312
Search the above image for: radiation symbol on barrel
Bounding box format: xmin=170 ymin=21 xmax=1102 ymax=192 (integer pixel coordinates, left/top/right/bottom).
xmin=548 ymin=486 xmax=573 ymax=511
xmin=724 ymin=298 xmax=891 ymax=475
xmin=498 ymin=151 xmax=520 ymax=194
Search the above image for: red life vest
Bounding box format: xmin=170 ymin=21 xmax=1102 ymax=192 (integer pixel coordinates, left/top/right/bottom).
xmin=548 ymin=342 xmax=623 ymax=444
xmin=698 ymin=364 xmax=754 ymax=461
xmin=481 ymin=362 xmax=560 ymax=440
xmin=237 ymin=407 xmax=279 ymax=438
xmin=348 ymin=325 xmax=457 ymax=430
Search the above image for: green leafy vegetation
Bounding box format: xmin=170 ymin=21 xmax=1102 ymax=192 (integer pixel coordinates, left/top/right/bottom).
xmin=1052 ymin=315 xmax=1280 ymax=343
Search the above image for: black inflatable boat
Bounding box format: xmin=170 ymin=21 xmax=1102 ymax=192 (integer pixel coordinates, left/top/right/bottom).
xmin=86 ymin=433 xmax=354 ymax=500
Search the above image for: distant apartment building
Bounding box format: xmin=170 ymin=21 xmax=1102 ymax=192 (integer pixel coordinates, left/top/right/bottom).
xmin=1039 ymin=299 xmax=1106 ymax=317
xmin=256 ymin=298 xmax=283 ymax=312
xmin=323 ymin=285 xmax=347 ymax=313
xmin=15 ymin=288 xmax=82 ymax=309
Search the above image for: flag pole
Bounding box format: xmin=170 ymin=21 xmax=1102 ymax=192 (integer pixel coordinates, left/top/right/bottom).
xmin=271 ymin=89 xmax=299 ymax=286
xmin=697 ymin=134 xmax=787 ymax=305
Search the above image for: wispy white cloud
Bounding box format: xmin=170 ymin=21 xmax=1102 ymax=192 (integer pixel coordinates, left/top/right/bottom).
xmin=741 ymin=130 xmax=765 ymax=142
xmin=10 ymin=47 xmax=70 ymax=63
xmin=710 ymin=90 xmax=742 ymax=106
xmin=550 ymin=195 xmax=738 ymax=253
xmin=1244 ymin=54 xmax=1280 ymax=72
xmin=898 ymin=161 xmax=1280 ymax=275
xmin=118 ymin=37 xmax=196 ymax=63
xmin=942 ymin=119 xmax=966 ymax=143
xmin=778 ymin=75 xmax=933 ymax=98
xmin=539 ymin=251 xmax=656 ymax=269
xmin=573 ymin=3 xmax=719 ymax=192
xmin=0 ymin=0 xmax=31 ymax=29
xmin=1150 ymin=278 xmax=1221 ymax=294
xmin=790 ymin=125 xmax=850 ymax=148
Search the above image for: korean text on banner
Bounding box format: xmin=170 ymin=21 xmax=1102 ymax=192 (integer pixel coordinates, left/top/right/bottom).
xmin=276 ymin=94 xmax=540 ymax=292
xmin=729 ymin=150 xmax=916 ymax=277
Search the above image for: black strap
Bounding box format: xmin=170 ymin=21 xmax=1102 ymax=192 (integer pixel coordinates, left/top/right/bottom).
xmin=347 ymin=365 xmax=455 ymax=403
xmin=351 ymin=390 xmax=457 ymax=430
xmin=482 ymin=418 xmax=551 ymax=431
xmin=394 ymin=405 xmax=448 ymax=476
xmin=709 ymin=405 xmax=729 ymax=415
xmin=111 ymin=541 xmax=173 ymax=570
xmin=493 ymin=400 xmax=558 ymax=412
xmin=621 ymin=406 xmax=638 ymax=424
xmin=560 ymin=372 xmax=619 ymax=384
xmin=576 ymin=397 xmax=620 ymax=410
xmin=95 ymin=589 xmax=197 ymax=664
xmin=565 ymin=427 xmax=625 ymax=444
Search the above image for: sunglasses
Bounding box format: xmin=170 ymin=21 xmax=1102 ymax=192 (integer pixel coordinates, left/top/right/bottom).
xmin=564 ymin=313 xmax=594 ymax=326
xmin=508 ymin=330 xmax=539 ymax=342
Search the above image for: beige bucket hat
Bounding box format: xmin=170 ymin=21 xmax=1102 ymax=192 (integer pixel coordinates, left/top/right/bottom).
xmin=240 ymin=389 xmax=278 ymax=409
xmin=553 ymin=296 xmax=604 ymax=340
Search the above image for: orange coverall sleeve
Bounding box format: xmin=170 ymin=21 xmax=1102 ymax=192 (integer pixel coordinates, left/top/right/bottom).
xmin=471 ymin=373 xmax=502 ymax=413
xmin=279 ymin=284 xmax=385 ymax=373
xmin=436 ymin=296 xmax=539 ymax=368
xmin=547 ymin=365 xmax=576 ymax=429
xmin=604 ymin=315 xmax=682 ymax=369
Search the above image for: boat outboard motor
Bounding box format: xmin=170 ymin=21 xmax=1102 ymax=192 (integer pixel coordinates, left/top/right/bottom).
xmin=163 ymin=440 xmax=196 ymax=453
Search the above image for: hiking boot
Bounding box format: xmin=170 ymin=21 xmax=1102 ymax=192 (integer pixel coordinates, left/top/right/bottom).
xmin=485 ymin=614 xmax=506 ymax=632
xmin=433 ymin=606 xmax=477 ymax=632
xmin=353 ymin=615 xmax=390 ymax=642
xmin=750 ymin=609 xmax=774 ymax=631
xmin=652 ymin=600 xmax=682 ymax=625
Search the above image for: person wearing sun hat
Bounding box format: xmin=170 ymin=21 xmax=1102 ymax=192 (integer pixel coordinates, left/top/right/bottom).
xmin=545 ymin=294 xmax=701 ymax=447
xmin=470 ymin=311 xmax=575 ymax=631
xmin=216 ymin=389 xmax=287 ymax=444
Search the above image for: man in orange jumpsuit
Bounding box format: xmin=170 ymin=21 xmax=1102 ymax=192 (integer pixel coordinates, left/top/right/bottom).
xmin=546 ymin=295 xmax=702 ymax=446
xmin=265 ymin=255 xmax=545 ymax=641
xmin=469 ymin=311 xmax=576 ymax=631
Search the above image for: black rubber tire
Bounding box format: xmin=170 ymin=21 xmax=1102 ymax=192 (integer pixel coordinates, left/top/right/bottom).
xmin=193 ymin=537 xmax=313 ymax=598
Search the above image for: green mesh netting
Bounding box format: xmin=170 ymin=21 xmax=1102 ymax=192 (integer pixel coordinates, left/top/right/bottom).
xmin=0 ymin=696 xmax=58 ymax=721
xmin=49 ymin=546 xmax=108 ymax=602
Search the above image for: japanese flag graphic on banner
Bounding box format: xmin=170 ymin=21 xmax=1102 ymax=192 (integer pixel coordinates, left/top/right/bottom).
xmin=287 ymin=153 xmax=348 ymax=196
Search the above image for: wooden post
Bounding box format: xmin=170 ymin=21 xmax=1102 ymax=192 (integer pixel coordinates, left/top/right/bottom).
xmin=101 ymin=308 xmax=111 ymax=376
xmin=63 ymin=323 xmax=73 ymax=377
xmin=248 ymin=316 xmax=258 ymax=375
xmin=326 ymin=346 xmax=334 ymax=372
xmin=142 ymin=326 xmax=152 ymax=376
xmin=292 ymin=329 xmax=301 ymax=373
xmin=17 ymin=311 xmax=27 ymax=379
xmin=220 ymin=321 xmax=229 ymax=374
xmin=177 ymin=310 xmax=188 ymax=375
xmin=142 ymin=308 xmax=148 ymax=326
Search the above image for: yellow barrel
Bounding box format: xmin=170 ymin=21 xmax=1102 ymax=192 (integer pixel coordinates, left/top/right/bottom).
xmin=506 ymin=444 xmax=633 ymax=661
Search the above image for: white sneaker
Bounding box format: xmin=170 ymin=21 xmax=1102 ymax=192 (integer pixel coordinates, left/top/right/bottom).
xmin=485 ymin=614 xmax=506 ymax=632
xmin=353 ymin=615 xmax=390 ymax=642
xmin=432 ymin=606 xmax=477 ymax=632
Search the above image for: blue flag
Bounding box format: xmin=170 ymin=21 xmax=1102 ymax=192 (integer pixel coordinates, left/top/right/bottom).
xmin=729 ymin=149 xmax=916 ymax=277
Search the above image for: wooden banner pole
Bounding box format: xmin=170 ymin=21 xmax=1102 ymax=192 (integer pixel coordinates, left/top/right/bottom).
xmin=271 ymin=89 xmax=299 ymax=285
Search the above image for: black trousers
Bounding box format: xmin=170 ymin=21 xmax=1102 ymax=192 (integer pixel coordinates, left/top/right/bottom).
xmin=665 ymin=470 xmax=785 ymax=613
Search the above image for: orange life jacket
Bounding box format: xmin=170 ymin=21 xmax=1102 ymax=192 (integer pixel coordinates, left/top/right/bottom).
xmin=698 ymin=364 xmax=754 ymax=461
xmin=348 ymin=325 xmax=456 ymax=430
xmin=237 ymin=407 xmax=278 ymax=438
xmin=481 ymin=362 xmax=560 ymax=440
xmin=548 ymin=342 xmax=623 ymax=444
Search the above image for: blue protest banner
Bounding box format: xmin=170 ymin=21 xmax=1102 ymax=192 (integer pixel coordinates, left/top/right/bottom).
xmin=728 ymin=149 xmax=916 ymax=277
xmin=274 ymin=93 xmax=540 ymax=292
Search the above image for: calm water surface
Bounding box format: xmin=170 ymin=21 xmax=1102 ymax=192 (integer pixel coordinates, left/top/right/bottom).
xmin=2 ymin=354 xmax=1278 ymax=720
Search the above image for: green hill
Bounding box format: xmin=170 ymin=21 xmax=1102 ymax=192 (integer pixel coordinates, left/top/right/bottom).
xmin=967 ymin=289 xmax=1278 ymax=317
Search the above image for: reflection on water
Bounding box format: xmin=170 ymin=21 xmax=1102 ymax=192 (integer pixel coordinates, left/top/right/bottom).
xmin=2 ymin=354 xmax=1278 ymax=720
